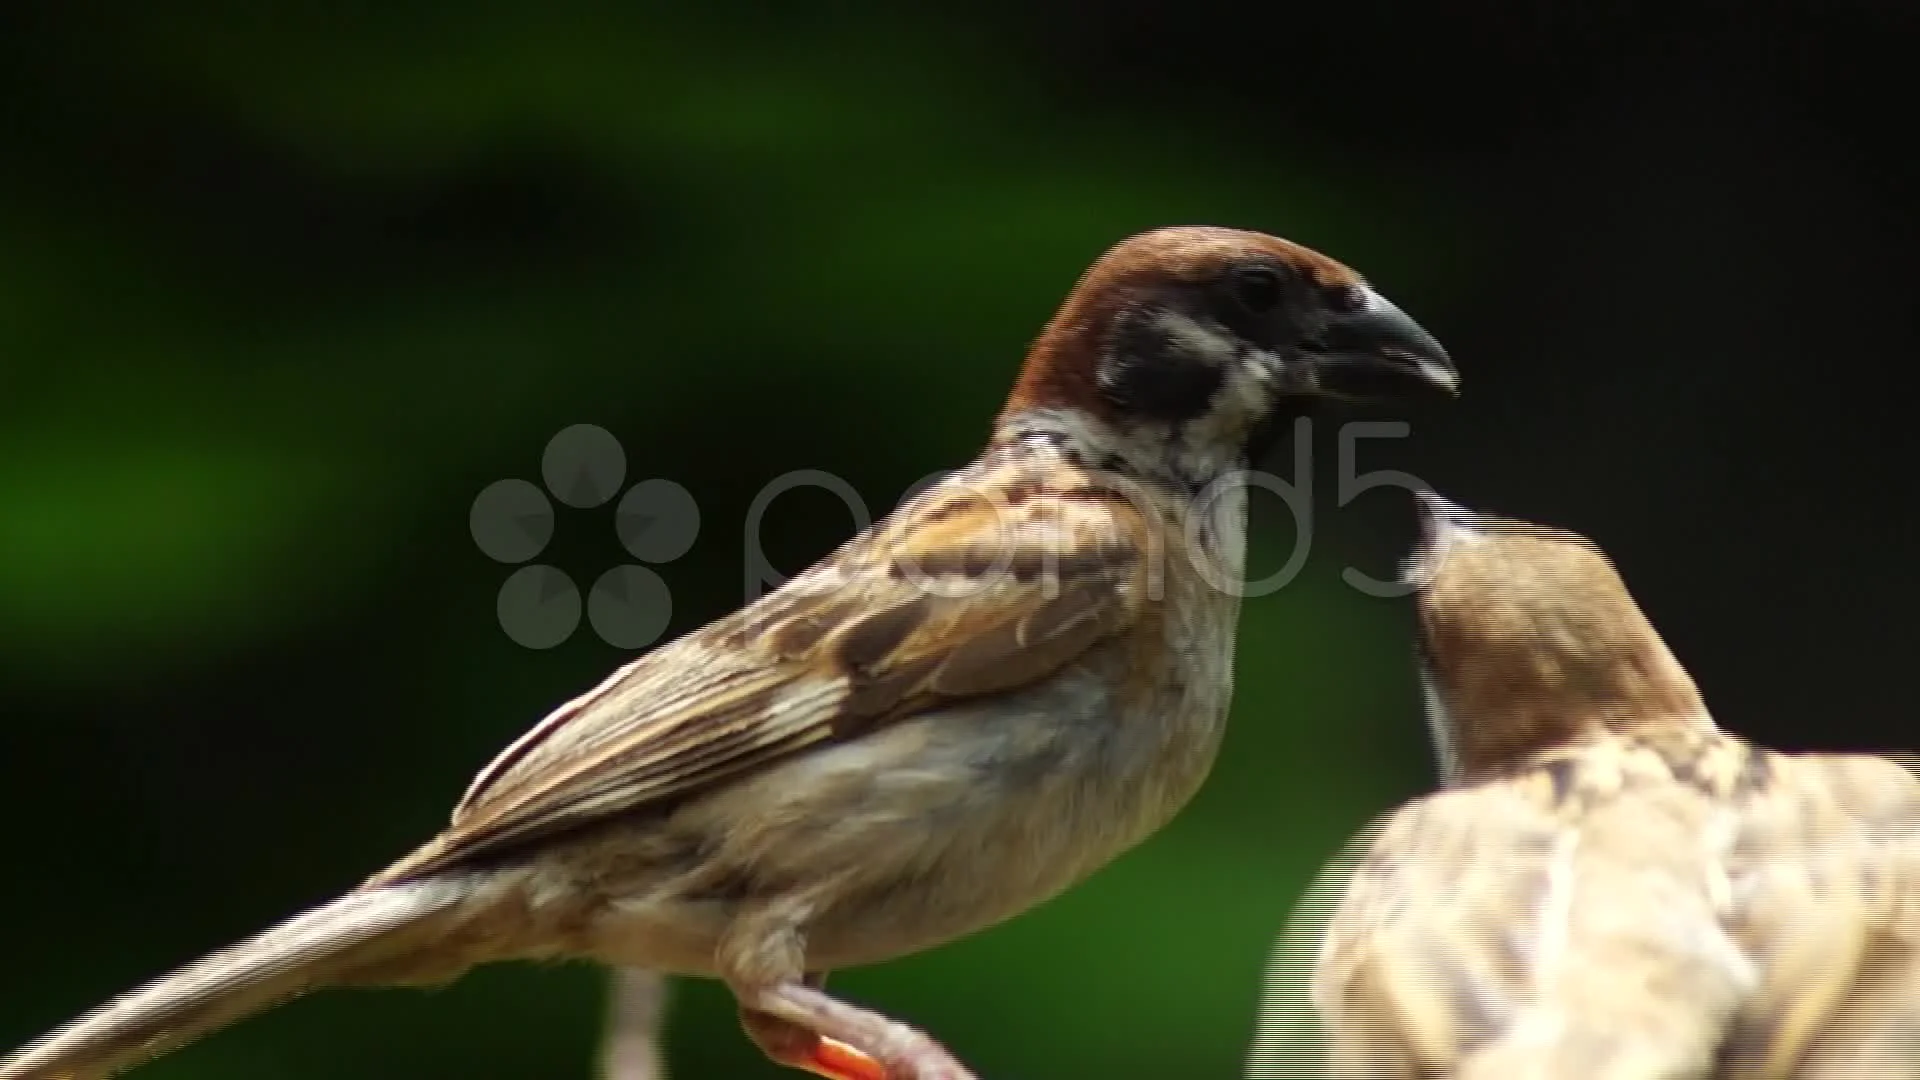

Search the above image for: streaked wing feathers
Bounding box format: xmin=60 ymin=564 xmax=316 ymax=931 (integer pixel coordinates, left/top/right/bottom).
xmin=1309 ymin=739 xmax=1920 ymax=1079
xmin=1310 ymin=784 xmax=1556 ymax=1075
xmin=372 ymin=463 xmax=1150 ymax=884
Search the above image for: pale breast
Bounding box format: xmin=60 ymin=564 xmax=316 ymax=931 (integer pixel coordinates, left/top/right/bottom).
xmin=622 ymin=533 xmax=1241 ymax=973
xmin=563 ymin=449 xmax=1252 ymax=976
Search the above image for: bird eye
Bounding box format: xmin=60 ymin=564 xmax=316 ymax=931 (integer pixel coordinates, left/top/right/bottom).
xmin=1228 ymin=265 xmax=1284 ymax=314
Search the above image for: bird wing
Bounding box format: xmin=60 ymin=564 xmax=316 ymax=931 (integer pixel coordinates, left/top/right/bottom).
xmin=1311 ymin=781 xmax=1553 ymax=1079
xmin=1312 ymin=739 xmax=1764 ymax=1080
xmin=1246 ymin=812 xmax=1393 ymax=1080
xmin=372 ymin=462 xmax=1155 ymax=884
xmin=1719 ymin=749 xmax=1920 ymax=1077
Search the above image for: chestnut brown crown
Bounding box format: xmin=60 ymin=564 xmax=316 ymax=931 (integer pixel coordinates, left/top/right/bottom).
xmin=997 ymin=226 xmax=1457 ymax=458
xmin=1408 ymin=492 xmax=1710 ymax=778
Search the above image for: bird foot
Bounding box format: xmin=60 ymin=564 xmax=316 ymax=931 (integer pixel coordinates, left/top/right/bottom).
xmin=743 ymin=1009 xmax=887 ymax=1080
xmin=739 ymin=984 xmax=977 ymax=1080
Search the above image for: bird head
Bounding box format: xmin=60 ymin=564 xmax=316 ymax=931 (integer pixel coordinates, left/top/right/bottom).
xmin=1405 ymin=491 xmax=1707 ymax=779
xmin=998 ymin=226 xmax=1457 ymax=486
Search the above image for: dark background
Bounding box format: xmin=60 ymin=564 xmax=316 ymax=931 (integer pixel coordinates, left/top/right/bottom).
xmin=2 ymin=3 xmax=1915 ymax=1078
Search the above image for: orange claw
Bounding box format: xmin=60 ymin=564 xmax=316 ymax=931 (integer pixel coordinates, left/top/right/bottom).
xmin=800 ymin=1036 xmax=889 ymax=1080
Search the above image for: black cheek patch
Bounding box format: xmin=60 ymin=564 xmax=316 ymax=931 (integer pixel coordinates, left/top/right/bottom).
xmin=1097 ymin=310 xmax=1227 ymax=424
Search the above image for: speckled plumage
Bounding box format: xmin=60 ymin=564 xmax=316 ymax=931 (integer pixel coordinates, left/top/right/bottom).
xmin=1250 ymin=497 xmax=1920 ymax=1080
xmin=1 ymin=226 xmax=1454 ymax=1080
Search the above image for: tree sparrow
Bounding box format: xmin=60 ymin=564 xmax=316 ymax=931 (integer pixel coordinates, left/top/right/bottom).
xmin=1256 ymin=494 xmax=1920 ymax=1079
xmin=1 ymin=226 xmax=1456 ymax=1080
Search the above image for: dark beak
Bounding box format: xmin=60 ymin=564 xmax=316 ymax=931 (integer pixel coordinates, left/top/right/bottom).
xmin=1300 ymin=286 xmax=1459 ymax=399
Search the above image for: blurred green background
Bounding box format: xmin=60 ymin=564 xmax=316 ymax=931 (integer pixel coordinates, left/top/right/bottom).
xmin=2 ymin=4 xmax=1915 ymax=1079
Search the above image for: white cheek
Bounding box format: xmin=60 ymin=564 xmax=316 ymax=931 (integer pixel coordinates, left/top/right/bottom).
xmin=1153 ymin=310 xmax=1241 ymax=367
xmin=1231 ymin=352 xmax=1277 ymax=407
xmin=1145 ymin=311 xmax=1276 ymax=429
xmin=1191 ymin=353 xmax=1272 ymax=440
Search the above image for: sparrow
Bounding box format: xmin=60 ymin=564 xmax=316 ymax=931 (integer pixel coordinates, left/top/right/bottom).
xmin=0 ymin=226 xmax=1456 ymax=1080
xmin=1250 ymin=493 xmax=1920 ymax=1080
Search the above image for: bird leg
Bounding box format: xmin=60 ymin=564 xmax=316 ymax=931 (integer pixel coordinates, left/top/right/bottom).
xmin=600 ymin=967 xmax=671 ymax=1080
xmin=736 ymin=975 xmax=975 ymax=1080
xmin=740 ymin=974 xmax=889 ymax=1080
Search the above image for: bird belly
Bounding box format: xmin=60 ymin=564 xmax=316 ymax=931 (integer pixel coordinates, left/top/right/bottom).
xmin=579 ymin=648 xmax=1229 ymax=975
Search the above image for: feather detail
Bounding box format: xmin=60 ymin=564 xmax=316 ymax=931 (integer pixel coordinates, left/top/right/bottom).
xmin=1297 ymin=500 xmax=1920 ymax=1079
xmin=373 ymin=445 xmax=1157 ymax=884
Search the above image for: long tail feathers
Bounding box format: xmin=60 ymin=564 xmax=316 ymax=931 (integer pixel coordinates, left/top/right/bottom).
xmin=0 ymin=882 xmax=470 ymax=1080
